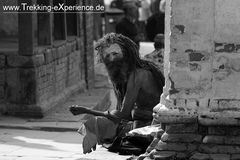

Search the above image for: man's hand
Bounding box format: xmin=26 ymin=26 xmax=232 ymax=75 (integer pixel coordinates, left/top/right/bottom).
xmin=69 ymin=105 xmax=89 ymax=115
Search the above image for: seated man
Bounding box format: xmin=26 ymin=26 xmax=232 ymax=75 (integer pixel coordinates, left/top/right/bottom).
xmin=69 ymin=33 xmax=165 ymax=154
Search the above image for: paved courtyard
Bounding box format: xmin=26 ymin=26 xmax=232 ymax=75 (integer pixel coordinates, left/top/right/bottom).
xmin=0 ymin=129 xmax=131 ymax=160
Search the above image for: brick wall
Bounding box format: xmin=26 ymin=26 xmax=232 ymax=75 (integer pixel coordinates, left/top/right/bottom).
xmin=35 ymin=39 xmax=84 ymax=106
xmin=0 ymin=38 xmax=87 ymax=117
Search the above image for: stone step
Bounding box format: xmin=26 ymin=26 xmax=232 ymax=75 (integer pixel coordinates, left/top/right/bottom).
xmin=199 ymin=144 xmax=240 ymax=154
xmin=161 ymin=132 xmax=203 ymax=143
xmin=190 ymin=152 xmax=230 ymax=160
xmin=155 ymin=141 xmax=198 ymax=153
xmin=165 ymin=123 xmax=199 ymax=134
xmin=203 ymin=135 xmax=240 ymax=145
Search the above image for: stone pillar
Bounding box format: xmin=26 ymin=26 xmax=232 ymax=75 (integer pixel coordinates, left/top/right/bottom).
xmin=82 ymin=10 xmax=95 ymax=89
xmin=4 ymin=0 xmax=41 ymax=117
xmin=145 ymin=0 xmax=240 ymax=159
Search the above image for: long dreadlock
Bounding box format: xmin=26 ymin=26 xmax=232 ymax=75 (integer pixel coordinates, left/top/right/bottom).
xmin=96 ymin=33 xmax=165 ymax=110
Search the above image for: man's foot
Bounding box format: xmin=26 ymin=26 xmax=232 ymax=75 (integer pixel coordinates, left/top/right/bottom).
xmin=69 ymin=105 xmax=88 ymax=115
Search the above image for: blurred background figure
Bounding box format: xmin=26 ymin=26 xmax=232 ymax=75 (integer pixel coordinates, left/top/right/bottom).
xmin=149 ymin=0 xmax=160 ymax=14
xmin=138 ymin=0 xmax=152 ymax=23
xmin=109 ymin=0 xmax=124 ymax=9
xmin=138 ymin=0 xmax=152 ymax=41
xmin=146 ymin=0 xmax=165 ymax=41
xmin=115 ymin=1 xmax=144 ymax=47
xmin=144 ymin=34 xmax=164 ymax=73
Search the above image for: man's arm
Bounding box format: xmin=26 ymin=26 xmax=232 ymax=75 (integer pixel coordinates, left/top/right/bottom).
xmin=69 ymin=105 xmax=120 ymax=122
xmin=69 ymin=105 xmax=106 ymax=116
xmin=112 ymin=71 xmax=143 ymax=120
xmin=69 ymin=71 xmax=144 ymax=121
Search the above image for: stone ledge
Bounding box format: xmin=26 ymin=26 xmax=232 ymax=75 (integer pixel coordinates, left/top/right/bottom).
xmin=165 ymin=123 xmax=198 ymax=134
xmin=148 ymin=150 xmax=177 ymax=160
xmin=155 ymin=141 xmax=190 ymax=152
xmin=199 ymin=112 xmax=240 ymax=126
xmin=190 ymin=153 xmax=210 ymax=160
xmin=203 ymin=135 xmax=240 ymax=145
xmin=190 ymin=152 xmax=231 ymax=160
xmin=161 ymin=132 xmax=203 ymax=143
xmin=208 ymin=126 xmax=240 ymax=136
xmin=152 ymin=151 xmax=176 ymax=160
xmin=153 ymin=103 xmax=197 ymax=124
xmin=199 ymin=144 xmax=240 ymax=154
xmin=146 ymin=150 xmax=189 ymax=160
xmin=153 ymin=113 xmax=197 ymax=124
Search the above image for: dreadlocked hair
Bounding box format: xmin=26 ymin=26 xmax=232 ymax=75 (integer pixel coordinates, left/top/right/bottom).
xmin=96 ymin=33 xmax=165 ymax=110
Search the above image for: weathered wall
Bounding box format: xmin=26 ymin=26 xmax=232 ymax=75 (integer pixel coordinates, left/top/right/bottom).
xmin=158 ymin=0 xmax=240 ymax=124
xmin=0 ymin=38 xmax=87 ymax=117
xmin=0 ymin=2 xmax=96 ymax=117
xmin=147 ymin=0 xmax=240 ymax=159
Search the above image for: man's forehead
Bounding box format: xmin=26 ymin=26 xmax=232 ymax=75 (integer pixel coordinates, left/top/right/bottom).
xmin=103 ymin=43 xmax=122 ymax=54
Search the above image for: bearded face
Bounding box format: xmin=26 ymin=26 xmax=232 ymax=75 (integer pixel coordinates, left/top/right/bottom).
xmin=101 ymin=43 xmax=123 ymax=65
xmin=101 ymin=43 xmax=128 ymax=83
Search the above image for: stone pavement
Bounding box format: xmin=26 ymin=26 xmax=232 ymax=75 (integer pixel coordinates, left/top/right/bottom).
xmin=0 ymin=128 xmax=131 ymax=160
xmin=0 ymin=62 xmax=128 ymax=160
xmin=0 ymin=65 xmax=129 ymax=160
